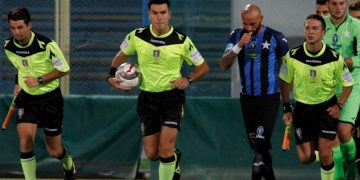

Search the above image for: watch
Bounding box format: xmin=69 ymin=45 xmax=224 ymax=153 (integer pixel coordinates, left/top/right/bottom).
xmin=38 ymin=77 xmax=44 ymax=84
xmin=186 ymin=76 xmax=193 ymax=84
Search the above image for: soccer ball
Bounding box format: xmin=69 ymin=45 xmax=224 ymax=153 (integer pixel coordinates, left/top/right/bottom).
xmin=115 ymin=62 xmax=141 ymax=88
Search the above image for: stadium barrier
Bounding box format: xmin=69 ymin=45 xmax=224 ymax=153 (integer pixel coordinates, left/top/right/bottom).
xmin=0 ymin=95 xmax=321 ymax=179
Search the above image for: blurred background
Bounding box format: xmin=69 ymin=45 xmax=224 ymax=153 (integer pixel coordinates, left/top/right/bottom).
xmin=0 ymin=0 xmax=355 ymax=179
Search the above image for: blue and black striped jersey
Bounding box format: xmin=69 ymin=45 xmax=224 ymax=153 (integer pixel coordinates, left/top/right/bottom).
xmin=225 ymin=26 xmax=289 ymax=96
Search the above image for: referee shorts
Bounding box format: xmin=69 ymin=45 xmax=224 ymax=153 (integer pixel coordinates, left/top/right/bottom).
xmin=137 ymin=89 xmax=185 ymax=136
xmin=15 ymin=88 xmax=64 ymax=136
xmin=293 ymin=96 xmax=338 ymax=144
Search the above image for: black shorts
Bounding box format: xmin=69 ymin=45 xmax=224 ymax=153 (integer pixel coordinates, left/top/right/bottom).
xmin=137 ymin=89 xmax=185 ymax=136
xmin=293 ymin=96 xmax=338 ymax=144
xmin=15 ymin=88 xmax=64 ymax=136
xmin=240 ymin=93 xmax=280 ymax=150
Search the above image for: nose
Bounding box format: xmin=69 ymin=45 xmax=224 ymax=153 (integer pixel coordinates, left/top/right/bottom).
xmin=245 ymin=25 xmax=254 ymax=33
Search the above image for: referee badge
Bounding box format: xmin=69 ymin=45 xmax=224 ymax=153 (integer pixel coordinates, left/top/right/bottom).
xmin=153 ymin=50 xmax=160 ymax=58
xmin=310 ymin=70 xmax=316 ymax=78
xmin=22 ymin=59 xmax=29 ymax=67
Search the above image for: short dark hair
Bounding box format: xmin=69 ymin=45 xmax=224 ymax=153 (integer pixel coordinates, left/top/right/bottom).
xmin=349 ymin=1 xmax=360 ymax=11
xmin=8 ymin=7 xmax=31 ymax=24
xmin=316 ymin=0 xmax=327 ymax=5
xmin=306 ymin=14 xmax=326 ymax=30
xmin=147 ymin=0 xmax=171 ymax=10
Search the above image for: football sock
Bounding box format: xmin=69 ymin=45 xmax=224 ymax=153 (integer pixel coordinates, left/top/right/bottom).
xmin=159 ymin=155 xmax=176 ymax=180
xmin=57 ymin=147 xmax=74 ymax=170
xmin=262 ymin=150 xmax=275 ymax=180
xmin=320 ymin=162 xmax=335 ymax=180
xmin=355 ymin=133 xmax=360 ymax=175
xmin=20 ymin=151 xmax=36 ymax=180
xmin=340 ymin=138 xmax=356 ymax=179
xmin=333 ymin=145 xmax=345 ymax=180
xmin=251 ymin=153 xmax=264 ymax=180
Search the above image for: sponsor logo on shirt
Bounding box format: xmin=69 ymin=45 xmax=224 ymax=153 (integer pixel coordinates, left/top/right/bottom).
xmin=16 ymin=51 xmax=30 ymax=55
xmin=121 ymin=40 xmax=129 ymax=49
xmin=343 ymin=71 xmax=353 ymax=83
xmin=53 ymin=58 xmax=64 ymax=69
xmin=306 ymin=59 xmax=322 ymax=64
xmin=280 ymin=63 xmax=288 ymax=75
xmin=190 ymin=50 xmax=203 ymax=65
xmin=225 ymin=43 xmax=234 ymax=52
xmin=150 ymin=39 xmax=165 ymax=45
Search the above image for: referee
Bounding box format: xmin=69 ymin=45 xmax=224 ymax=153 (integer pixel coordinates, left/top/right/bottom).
xmin=280 ymin=14 xmax=353 ymax=180
xmin=4 ymin=7 xmax=75 ymax=180
xmin=107 ymin=0 xmax=209 ymax=179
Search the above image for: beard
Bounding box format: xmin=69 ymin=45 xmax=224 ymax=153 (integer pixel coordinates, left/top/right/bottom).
xmin=244 ymin=23 xmax=262 ymax=35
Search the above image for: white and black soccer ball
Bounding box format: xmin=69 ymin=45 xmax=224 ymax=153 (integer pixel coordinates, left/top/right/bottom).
xmin=115 ymin=62 xmax=141 ymax=88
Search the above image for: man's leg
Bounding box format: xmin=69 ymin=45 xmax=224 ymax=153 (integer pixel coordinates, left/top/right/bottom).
xmin=332 ymin=138 xmax=345 ymax=180
xmin=338 ymin=122 xmax=356 ymax=179
xmin=319 ymin=138 xmax=335 ymax=180
xmin=354 ymin=113 xmax=360 ymax=175
xmin=17 ymin=123 xmax=37 ymax=180
xmin=158 ymin=126 xmax=178 ymax=180
xmin=45 ymin=135 xmax=75 ymax=180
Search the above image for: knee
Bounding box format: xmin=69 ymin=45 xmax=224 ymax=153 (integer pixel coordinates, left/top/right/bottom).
xmin=298 ymin=157 xmax=313 ymax=164
xmin=297 ymin=154 xmax=314 ymax=164
xmin=158 ymin=145 xmax=174 ymax=158
xmin=145 ymin=148 xmax=159 ymax=161
xmin=338 ymin=132 xmax=352 ymax=142
xmin=47 ymin=147 xmax=63 ymax=158
xmin=319 ymin=152 xmax=333 ymax=165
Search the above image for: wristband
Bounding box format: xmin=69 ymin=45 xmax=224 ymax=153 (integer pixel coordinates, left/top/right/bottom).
xmin=106 ymin=67 xmax=117 ymax=81
xmin=232 ymin=45 xmax=242 ymax=54
xmin=15 ymin=74 xmax=18 ymax=84
xmin=283 ymin=103 xmax=293 ymax=113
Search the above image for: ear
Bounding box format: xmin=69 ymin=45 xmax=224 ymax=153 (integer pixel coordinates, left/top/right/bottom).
xmin=28 ymin=22 xmax=32 ymax=29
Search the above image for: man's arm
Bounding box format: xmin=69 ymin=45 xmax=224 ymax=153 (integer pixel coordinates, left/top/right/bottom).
xmin=24 ymin=68 xmax=69 ymax=88
xmin=219 ymin=31 xmax=252 ymax=70
xmin=280 ymin=79 xmax=293 ymax=124
xmin=107 ymin=50 xmax=131 ymax=92
xmin=337 ymin=86 xmax=353 ymax=107
xmin=280 ymin=80 xmax=290 ymax=104
xmin=171 ymin=61 xmax=209 ymax=90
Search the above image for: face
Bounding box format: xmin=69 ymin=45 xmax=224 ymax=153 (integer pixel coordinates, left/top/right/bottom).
xmin=148 ymin=3 xmax=171 ymax=35
xmin=316 ymin=4 xmax=330 ymax=17
xmin=327 ymin=0 xmax=348 ymax=19
xmin=304 ymin=18 xmax=325 ymax=45
xmin=241 ymin=11 xmax=262 ymax=34
xmin=349 ymin=10 xmax=360 ymax=19
xmin=9 ymin=20 xmax=31 ymax=44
